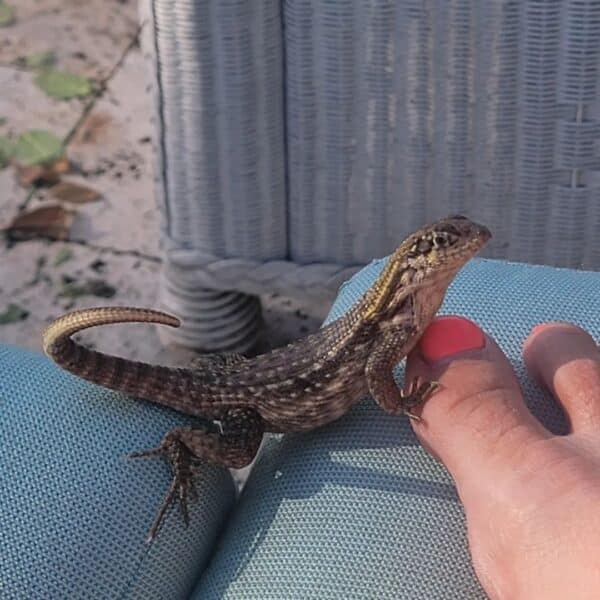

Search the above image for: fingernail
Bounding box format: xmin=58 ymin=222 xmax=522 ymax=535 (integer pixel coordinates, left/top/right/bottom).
xmin=531 ymin=323 xmax=553 ymax=335
xmin=531 ymin=322 xmax=572 ymax=336
xmin=420 ymin=316 xmax=486 ymax=364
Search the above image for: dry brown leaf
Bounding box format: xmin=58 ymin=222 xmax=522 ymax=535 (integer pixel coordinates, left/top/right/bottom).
xmin=16 ymin=157 xmax=70 ymax=187
xmin=5 ymin=204 xmax=75 ymax=241
xmin=50 ymin=180 xmax=101 ymax=204
xmin=75 ymin=112 xmax=113 ymax=145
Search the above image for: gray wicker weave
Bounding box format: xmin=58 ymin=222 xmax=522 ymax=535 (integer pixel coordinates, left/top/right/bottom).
xmin=140 ymin=0 xmax=600 ymax=351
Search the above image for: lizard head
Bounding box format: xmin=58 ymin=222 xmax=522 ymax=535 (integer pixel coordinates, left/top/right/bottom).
xmin=399 ymin=215 xmax=491 ymax=277
xmin=364 ymin=215 xmax=491 ymax=321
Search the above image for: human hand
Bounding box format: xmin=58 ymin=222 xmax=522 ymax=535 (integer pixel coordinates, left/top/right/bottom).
xmin=407 ymin=317 xmax=600 ymax=599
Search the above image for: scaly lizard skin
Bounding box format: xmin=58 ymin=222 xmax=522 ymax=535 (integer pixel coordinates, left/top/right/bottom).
xmin=43 ymin=215 xmax=490 ymax=541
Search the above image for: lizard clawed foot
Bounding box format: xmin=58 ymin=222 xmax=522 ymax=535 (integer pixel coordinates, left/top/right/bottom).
xmin=400 ymin=376 xmax=442 ymax=421
xmin=129 ymin=433 xmax=201 ymax=543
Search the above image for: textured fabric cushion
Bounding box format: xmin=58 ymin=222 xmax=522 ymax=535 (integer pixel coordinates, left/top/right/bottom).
xmin=0 ymin=344 xmax=235 ymax=599
xmin=194 ymin=257 xmax=599 ymax=599
xmin=2 ymin=258 xmax=598 ymax=599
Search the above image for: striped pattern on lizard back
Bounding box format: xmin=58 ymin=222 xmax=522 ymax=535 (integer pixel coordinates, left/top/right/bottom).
xmin=187 ymin=302 xmax=382 ymax=431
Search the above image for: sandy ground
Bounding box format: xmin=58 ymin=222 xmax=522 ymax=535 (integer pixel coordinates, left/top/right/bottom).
xmin=0 ymin=0 xmax=326 ymax=367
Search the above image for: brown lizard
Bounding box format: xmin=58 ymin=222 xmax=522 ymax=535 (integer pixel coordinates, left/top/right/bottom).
xmin=42 ymin=215 xmax=490 ymax=541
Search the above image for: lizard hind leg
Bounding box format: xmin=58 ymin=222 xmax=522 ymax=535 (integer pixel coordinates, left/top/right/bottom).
xmin=129 ymin=407 xmax=264 ymax=543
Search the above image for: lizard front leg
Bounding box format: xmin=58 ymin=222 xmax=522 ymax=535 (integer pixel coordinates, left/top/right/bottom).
xmin=130 ymin=407 xmax=264 ymax=542
xmin=365 ymin=329 xmax=440 ymax=420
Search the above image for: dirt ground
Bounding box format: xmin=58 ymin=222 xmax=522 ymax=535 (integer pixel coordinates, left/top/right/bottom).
xmin=0 ymin=0 xmax=326 ymax=367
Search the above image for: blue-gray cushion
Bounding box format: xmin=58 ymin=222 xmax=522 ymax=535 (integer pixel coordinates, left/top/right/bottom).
xmin=0 ymin=344 xmax=235 ymax=599
xmin=2 ymin=257 xmax=598 ymax=599
xmin=194 ymin=257 xmax=598 ymax=599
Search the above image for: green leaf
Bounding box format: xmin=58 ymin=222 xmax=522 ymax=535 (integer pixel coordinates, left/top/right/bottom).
xmin=25 ymin=50 xmax=56 ymax=70
xmin=0 ymin=116 xmax=7 ymax=126
xmin=0 ymin=135 xmax=15 ymax=169
xmin=35 ymin=70 xmax=92 ymax=100
xmin=0 ymin=3 xmax=16 ymax=28
xmin=0 ymin=304 xmax=29 ymax=325
xmin=53 ymin=247 xmax=73 ymax=266
xmin=14 ymin=130 xmax=64 ymax=166
xmin=59 ymin=279 xmax=116 ymax=299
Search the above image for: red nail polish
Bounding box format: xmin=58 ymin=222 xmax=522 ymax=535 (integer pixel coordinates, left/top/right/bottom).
xmin=420 ymin=316 xmax=485 ymax=363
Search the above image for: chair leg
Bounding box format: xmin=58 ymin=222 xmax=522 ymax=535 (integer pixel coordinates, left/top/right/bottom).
xmin=159 ymin=270 xmax=263 ymax=353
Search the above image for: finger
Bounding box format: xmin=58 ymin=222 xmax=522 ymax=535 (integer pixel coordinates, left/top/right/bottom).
xmin=406 ymin=316 xmax=549 ymax=488
xmin=523 ymin=322 xmax=600 ymax=433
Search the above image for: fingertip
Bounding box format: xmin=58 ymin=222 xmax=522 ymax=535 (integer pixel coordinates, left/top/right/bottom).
xmin=406 ymin=316 xmax=546 ymax=486
xmin=524 ymin=322 xmax=591 ymax=379
xmin=522 ymin=322 xmax=600 ymax=432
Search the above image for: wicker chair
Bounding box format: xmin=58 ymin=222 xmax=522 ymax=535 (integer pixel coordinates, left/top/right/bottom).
xmin=139 ymin=0 xmax=600 ymax=351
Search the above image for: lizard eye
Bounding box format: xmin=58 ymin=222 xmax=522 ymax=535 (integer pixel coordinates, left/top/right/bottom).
xmin=433 ymin=233 xmax=449 ymax=247
xmin=432 ymin=226 xmax=460 ymax=247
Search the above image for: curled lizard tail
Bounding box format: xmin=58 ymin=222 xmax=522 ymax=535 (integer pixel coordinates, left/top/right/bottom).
xmin=43 ymin=307 xmax=206 ymax=416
